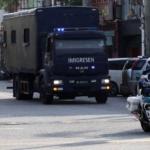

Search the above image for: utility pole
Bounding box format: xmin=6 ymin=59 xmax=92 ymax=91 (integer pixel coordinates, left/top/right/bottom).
xmin=82 ymin=0 xmax=92 ymax=6
xmin=144 ymin=0 xmax=150 ymax=56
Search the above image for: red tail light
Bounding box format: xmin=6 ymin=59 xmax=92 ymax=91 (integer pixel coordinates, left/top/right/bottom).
xmin=132 ymin=60 xmax=138 ymax=70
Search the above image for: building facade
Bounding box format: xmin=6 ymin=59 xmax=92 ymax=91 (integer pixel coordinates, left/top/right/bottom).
xmin=18 ymin=0 xmax=56 ymax=10
xmin=92 ymin=0 xmax=144 ymax=58
xmin=117 ymin=0 xmax=144 ymax=57
xmin=1 ymin=0 xmax=144 ymax=59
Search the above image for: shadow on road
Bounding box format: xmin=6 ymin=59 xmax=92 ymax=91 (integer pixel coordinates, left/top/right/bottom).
xmin=0 ymin=97 xmax=97 ymax=105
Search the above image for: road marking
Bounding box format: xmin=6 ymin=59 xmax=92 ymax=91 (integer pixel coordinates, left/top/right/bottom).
xmin=0 ymin=128 xmax=24 ymax=130
xmin=111 ymin=138 xmax=150 ymax=143
xmin=0 ymin=138 xmax=150 ymax=147
xmin=62 ymin=120 xmax=76 ymax=124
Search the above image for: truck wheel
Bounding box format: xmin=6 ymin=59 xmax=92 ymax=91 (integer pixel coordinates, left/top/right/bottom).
xmin=140 ymin=121 xmax=150 ymax=132
xmin=15 ymin=76 xmax=23 ymax=100
xmin=95 ymin=93 xmax=108 ymax=104
xmin=40 ymin=79 xmax=53 ymax=104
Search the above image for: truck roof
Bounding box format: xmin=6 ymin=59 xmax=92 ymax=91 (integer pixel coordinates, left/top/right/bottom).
xmin=48 ymin=30 xmax=106 ymax=39
xmin=3 ymin=6 xmax=99 ymax=19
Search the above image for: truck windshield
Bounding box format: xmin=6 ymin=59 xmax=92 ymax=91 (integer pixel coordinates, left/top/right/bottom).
xmin=55 ymin=39 xmax=105 ymax=56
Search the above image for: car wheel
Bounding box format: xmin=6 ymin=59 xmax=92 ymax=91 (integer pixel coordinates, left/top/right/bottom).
xmin=109 ymin=82 xmax=118 ymax=97
xmin=95 ymin=93 xmax=108 ymax=104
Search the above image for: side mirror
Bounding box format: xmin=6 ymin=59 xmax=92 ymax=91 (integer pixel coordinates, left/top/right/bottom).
xmin=2 ymin=43 xmax=7 ymax=47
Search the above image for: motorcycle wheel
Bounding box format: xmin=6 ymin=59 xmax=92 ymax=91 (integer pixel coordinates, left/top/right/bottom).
xmin=140 ymin=121 xmax=150 ymax=132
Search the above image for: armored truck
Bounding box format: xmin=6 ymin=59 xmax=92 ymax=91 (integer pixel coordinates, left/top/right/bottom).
xmin=3 ymin=6 xmax=110 ymax=104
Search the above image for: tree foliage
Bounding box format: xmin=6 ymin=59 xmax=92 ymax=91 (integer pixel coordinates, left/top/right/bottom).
xmin=0 ymin=0 xmax=82 ymax=12
xmin=0 ymin=0 xmax=19 ymax=12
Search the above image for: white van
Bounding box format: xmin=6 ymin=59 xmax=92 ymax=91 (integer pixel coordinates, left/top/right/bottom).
xmin=120 ymin=57 xmax=148 ymax=96
xmin=108 ymin=58 xmax=129 ymax=96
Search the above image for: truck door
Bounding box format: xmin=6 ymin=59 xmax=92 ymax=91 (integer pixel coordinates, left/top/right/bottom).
xmin=44 ymin=38 xmax=53 ymax=67
xmin=40 ymin=36 xmax=46 ymax=68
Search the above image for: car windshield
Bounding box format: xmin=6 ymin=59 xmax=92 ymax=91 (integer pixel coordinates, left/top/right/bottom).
xmin=133 ymin=60 xmax=146 ymax=70
xmin=124 ymin=60 xmax=137 ymax=70
xmin=55 ymin=39 xmax=105 ymax=56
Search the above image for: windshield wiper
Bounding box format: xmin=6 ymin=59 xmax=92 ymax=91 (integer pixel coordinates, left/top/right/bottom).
xmin=73 ymin=53 xmax=92 ymax=56
xmin=91 ymin=52 xmax=102 ymax=55
xmin=74 ymin=53 xmax=102 ymax=56
xmin=57 ymin=53 xmax=101 ymax=57
xmin=57 ymin=53 xmax=91 ymax=57
xmin=57 ymin=53 xmax=73 ymax=57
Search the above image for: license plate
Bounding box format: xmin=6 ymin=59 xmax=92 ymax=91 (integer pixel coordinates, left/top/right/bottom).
xmin=76 ymin=81 xmax=88 ymax=84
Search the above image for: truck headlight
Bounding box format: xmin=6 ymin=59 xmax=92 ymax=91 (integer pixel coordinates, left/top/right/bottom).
xmin=53 ymin=80 xmax=63 ymax=85
xmin=101 ymin=79 xmax=110 ymax=84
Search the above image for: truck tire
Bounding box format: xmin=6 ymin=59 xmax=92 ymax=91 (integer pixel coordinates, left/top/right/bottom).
xmin=40 ymin=78 xmax=53 ymax=104
xmin=95 ymin=93 xmax=108 ymax=104
xmin=140 ymin=121 xmax=150 ymax=132
xmin=15 ymin=76 xmax=23 ymax=100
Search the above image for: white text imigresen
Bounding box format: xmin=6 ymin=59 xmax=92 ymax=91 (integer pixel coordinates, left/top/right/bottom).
xmin=68 ymin=58 xmax=94 ymax=63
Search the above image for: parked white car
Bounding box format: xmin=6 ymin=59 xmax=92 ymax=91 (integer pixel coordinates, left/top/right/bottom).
xmin=108 ymin=58 xmax=129 ymax=96
xmin=120 ymin=57 xmax=148 ymax=96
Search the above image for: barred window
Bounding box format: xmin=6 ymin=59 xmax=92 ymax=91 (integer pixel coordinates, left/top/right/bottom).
xmin=24 ymin=29 xmax=30 ymax=43
xmin=11 ymin=30 xmax=16 ymax=43
xmin=4 ymin=31 xmax=7 ymax=43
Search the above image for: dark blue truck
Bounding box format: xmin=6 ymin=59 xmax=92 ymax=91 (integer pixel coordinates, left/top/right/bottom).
xmin=3 ymin=6 xmax=110 ymax=104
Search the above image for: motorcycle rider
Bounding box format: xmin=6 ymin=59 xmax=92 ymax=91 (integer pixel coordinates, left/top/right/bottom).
xmin=143 ymin=57 xmax=150 ymax=75
xmin=140 ymin=74 xmax=150 ymax=87
xmin=140 ymin=73 xmax=150 ymax=96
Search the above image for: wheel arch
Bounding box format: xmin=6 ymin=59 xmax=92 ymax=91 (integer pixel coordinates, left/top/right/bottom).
xmin=39 ymin=69 xmax=51 ymax=87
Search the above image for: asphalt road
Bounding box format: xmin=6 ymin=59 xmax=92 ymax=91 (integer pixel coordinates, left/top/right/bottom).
xmin=0 ymin=80 xmax=150 ymax=150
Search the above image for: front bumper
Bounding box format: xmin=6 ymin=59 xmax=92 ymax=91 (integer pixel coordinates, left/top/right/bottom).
xmin=46 ymin=76 xmax=110 ymax=96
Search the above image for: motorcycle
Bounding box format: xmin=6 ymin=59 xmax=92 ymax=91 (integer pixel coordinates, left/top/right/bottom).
xmin=126 ymin=74 xmax=150 ymax=132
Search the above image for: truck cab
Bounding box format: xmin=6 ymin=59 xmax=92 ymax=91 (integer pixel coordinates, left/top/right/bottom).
xmin=39 ymin=28 xmax=110 ymax=104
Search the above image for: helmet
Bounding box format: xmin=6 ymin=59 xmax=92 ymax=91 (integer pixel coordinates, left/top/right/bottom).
xmin=141 ymin=75 xmax=147 ymax=79
xmin=147 ymin=57 xmax=150 ymax=67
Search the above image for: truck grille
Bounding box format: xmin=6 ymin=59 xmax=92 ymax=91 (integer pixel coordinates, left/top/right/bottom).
xmin=74 ymin=86 xmax=90 ymax=91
